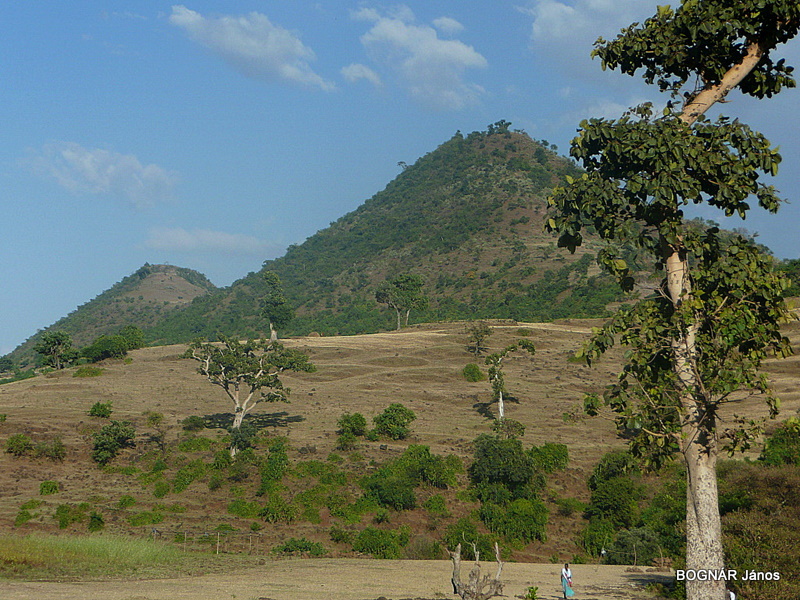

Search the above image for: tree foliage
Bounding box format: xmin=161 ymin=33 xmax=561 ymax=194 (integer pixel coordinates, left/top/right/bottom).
xmin=546 ymin=2 xmax=799 ymax=598
xmin=33 ymin=331 xmax=77 ymax=369
xmin=261 ymin=271 xmax=294 ymax=340
xmin=375 ymin=273 xmax=429 ymax=330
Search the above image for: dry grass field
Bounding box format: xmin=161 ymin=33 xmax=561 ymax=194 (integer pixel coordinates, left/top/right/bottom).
xmin=0 ymin=318 xmax=798 ymax=599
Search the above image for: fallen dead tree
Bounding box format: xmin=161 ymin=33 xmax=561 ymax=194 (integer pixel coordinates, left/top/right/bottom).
xmin=449 ymin=542 xmax=504 ymax=600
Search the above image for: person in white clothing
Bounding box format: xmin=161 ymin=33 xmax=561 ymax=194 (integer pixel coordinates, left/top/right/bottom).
xmin=727 ymin=589 xmax=736 ymax=600
xmin=561 ymin=563 xmax=574 ymax=598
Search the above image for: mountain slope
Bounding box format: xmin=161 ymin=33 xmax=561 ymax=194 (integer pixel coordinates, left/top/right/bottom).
xmin=10 ymin=264 xmax=217 ymax=363
xmin=147 ymin=124 xmax=622 ymax=343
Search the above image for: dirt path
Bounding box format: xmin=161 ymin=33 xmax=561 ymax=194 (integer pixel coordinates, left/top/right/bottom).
xmin=0 ymin=560 xmax=671 ymax=600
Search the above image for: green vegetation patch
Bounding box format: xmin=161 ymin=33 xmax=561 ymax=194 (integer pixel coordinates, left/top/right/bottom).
xmin=272 ymin=537 xmax=326 ymax=557
xmin=74 ymin=366 xmax=104 ymax=378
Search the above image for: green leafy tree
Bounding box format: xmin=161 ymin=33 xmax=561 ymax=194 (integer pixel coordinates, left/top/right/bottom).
xmin=184 ymin=336 xmax=315 ymax=456
xmin=485 ymin=340 xmax=535 ymax=421
xmin=261 ymin=271 xmax=294 ymax=342
xmin=375 ymin=273 xmax=429 ymax=331
xmin=546 ymin=3 xmax=799 ymax=599
xmin=33 ymin=331 xmax=77 ymax=369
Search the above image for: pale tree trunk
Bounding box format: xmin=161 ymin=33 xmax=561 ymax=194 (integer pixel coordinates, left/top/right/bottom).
xmin=404 ymin=308 xmax=411 ymax=327
xmin=269 ymin=323 xmax=278 ymax=343
xmin=449 ymin=542 xmax=504 ymax=600
xmin=662 ymin=42 xmax=768 ymax=600
xmin=665 ymin=246 xmax=724 ymax=600
xmin=394 ymin=307 xmax=402 ymax=331
xmin=497 ymin=388 xmax=505 ymax=421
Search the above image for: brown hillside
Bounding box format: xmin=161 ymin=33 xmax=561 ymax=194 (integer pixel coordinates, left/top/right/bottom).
xmin=0 ymin=319 xmax=797 ymax=563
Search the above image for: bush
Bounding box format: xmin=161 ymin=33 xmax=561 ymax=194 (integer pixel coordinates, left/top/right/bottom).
xmin=468 ymin=435 xmax=540 ymax=500
xmin=423 ymin=494 xmax=450 ymax=517
xmin=127 ymin=511 xmax=164 ymax=526
xmin=178 ymin=436 xmax=213 ymax=452
xmin=479 ymin=498 xmax=548 ymax=543
xmin=579 ymin=517 xmax=616 ymax=557
xmin=604 ymin=526 xmax=661 ymax=566
xmin=362 ymin=470 xmax=417 ymax=510
xmin=760 ymin=418 xmax=800 ymax=466
xmin=257 ymin=440 xmax=289 ymax=495
xmin=584 ymin=476 xmax=643 ymax=529
xmin=39 ymin=481 xmax=59 ymax=495
xmin=5 ymin=434 xmax=33 ymax=457
xmin=54 ymin=503 xmax=90 ymax=529
xmin=91 ymin=421 xmax=136 ymax=465
xmin=228 ymin=499 xmax=262 ymax=519
xmin=34 ymin=438 xmax=66 ymax=461
xmin=87 ymin=511 xmax=105 ymax=532
xmin=403 ymin=536 xmax=443 ymax=560
xmin=588 ymin=450 xmax=639 ymax=490
xmin=529 ymin=443 xmax=568 ymax=473
xmin=353 ymin=526 xmax=409 ymax=559
xmin=89 ymin=402 xmax=113 ymax=418
xmin=260 ymin=493 xmax=298 ymax=523
xmin=273 ymin=537 xmax=326 ymax=557
xmin=117 ymin=495 xmax=136 ymax=508
xmin=181 ymin=416 xmax=206 ymax=431
xmin=443 ymin=518 xmax=496 ymax=561
xmin=372 ymin=403 xmax=416 ymax=440
xmin=73 ymin=366 xmax=104 ymax=378
xmin=330 ymin=524 xmax=354 ymax=544
xmin=173 ymin=460 xmax=207 ymax=493
xmin=153 ymin=480 xmax=170 ymax=498
xmin=462 ymin=363 xmax=486 ymax=382
xmin=337 ymin=432 xmax=359 ymax=450
xmin=337 ymin=413 xmax=367 ymax=437
xmin=82 ymin=335 xmax=129 ymax=362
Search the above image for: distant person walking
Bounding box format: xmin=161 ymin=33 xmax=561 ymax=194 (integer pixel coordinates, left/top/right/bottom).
xmin=561 ymin=563 xmax=574 ymax=598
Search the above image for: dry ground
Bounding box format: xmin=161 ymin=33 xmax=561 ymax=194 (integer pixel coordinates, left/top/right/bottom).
xmin=0 ymin=318 xmax=798 ymax=597
xmin=0 ymin=558 xmax=672 ymax=600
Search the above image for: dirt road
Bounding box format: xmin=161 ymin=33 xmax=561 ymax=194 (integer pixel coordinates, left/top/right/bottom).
xmin=0 ymin=560 xmax=671 ymax=600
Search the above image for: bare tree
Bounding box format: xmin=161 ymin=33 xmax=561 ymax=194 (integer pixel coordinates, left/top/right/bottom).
xmin=449 ymin=542 xmax=504 ymax=600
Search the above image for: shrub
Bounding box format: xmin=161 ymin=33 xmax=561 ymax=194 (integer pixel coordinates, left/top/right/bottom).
xmin=555 ymin=497 xmax=586 ymax=517
xmin=604 ymin=526 xmax=661 ymax=566
xmin=153 ymin=480 xmax=170 ymax=498
xmin=462 ymin=363 xmax=486 ymax=382
xmin=117 ymin=495 xmax=136 ymax=508
xmin=257 ymin=441 xmax=289 ymax=495
xmin=82 ymin=335 xmax=129 ymax=362
xmin=54 ymin=503 xmax=90 ymax=529
xmin=759 ymin=418 xmax=800 ymax=466
xmin=479 ymin=498 xmax=548 ymax=543
xmin=173 ymin=460 xmax=207 ymax=493
xmin=330 ymin=524 xmax=354 ymax=544
xmin=579 ymin=517 xmax=616 ymax=557
xmin=91 ymin=421 xmax=135 ymax=465
xmin=5 ymin=434 xmax=33 ymax=457
xmin=260 ymin=493 xmax=298 ymax=523
xmin=15 ymin=509 xmax=34 ymax=527
xmin=443 ymin=518 xmax=496 ymax=561
xmin=403 ymin=536 xmax=443 ymax=560
xmin=181 ymin=416 xmax=206 ymax=431
xmin=491 ymin=418 xmax=526 ymax=439
xmin=423 ymin=494 xmax=450 ymax=517
xmin=89 ymin=401 xmax=113 ymax=418
xmin=362 ymin=470 xmax=416 ymax=510
xmin=337 ymin=413 xmax=367 ymax=437
xmin=588 ymin=450 xmax=639 ymax=491
xmin=39 ymin=481 xmax=59 ymax=496
xmin=178 ymin=436 xmax=213 ymax=452
xmin=73 ymin=366 xmax=104 ymax=378
xmin=229 ymin=421 xmax=257 ymax=453
xmin=87 ymin=511 xmax=105 ymax=532
xmin=468 ymin=435 xmax=540 ymax=500
xmin=127 ymin=511 xmax=164 ymax=526
xmin=273 ymin=537 xmax=326 ymax=557
xmin=584 ymin=476 xmax=643 ymax=529
xmin=33 ymin=438 xmax=66 ymax=461
xmin=336 ymin=432 xmax=359 ymax=451
xmin=466 ymin=321 xmax=493 ymax=355
xmin=372 ymin=403 xmax=416 ymax=440
xmin=529 ymin=443 xmax=568 ymax=473
xmin=353 ymin=526 xmax=409 ymax=559
xmin=208 ymin=473 xmax=224 ymax=491
xmin=228 ymin=499 xmax=262 ymax=519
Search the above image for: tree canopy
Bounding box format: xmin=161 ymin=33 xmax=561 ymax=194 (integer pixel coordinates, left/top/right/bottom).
xmin=546 ymin=2 xmax=798 ymax=599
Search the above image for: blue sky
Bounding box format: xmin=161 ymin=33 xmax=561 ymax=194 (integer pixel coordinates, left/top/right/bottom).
xmin=2 ymin=1 xmax=799 ymax=355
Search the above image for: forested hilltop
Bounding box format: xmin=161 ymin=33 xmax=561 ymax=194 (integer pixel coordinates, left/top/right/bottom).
xmin=147 ymin=122 xmax=623 ymax=344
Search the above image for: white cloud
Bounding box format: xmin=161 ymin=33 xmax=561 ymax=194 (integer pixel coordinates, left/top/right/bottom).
xmin=27 ymin=142 xmax=178 ymax=208
xmin=432 ymin=17 xmax=464 ymax=35
xmin=169 ymin=5 xmax=335 ymax=91
xmin=144 ymin=227 xmax=276 ymax=255
xmin=353 ymin=6 xmax=487 ymax=110
xmin=341 ymin=63 xmax=382 ymax=86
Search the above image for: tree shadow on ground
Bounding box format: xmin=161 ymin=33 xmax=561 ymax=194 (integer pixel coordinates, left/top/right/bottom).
xmin=202 ymin=412 xmax=305 ymax=430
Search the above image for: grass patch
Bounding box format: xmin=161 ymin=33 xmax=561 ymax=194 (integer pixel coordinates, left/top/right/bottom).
xmin=74 ymin=366 xmax=105 ymax=378
xmin=0 ymin=533 xmax=263 ymax=579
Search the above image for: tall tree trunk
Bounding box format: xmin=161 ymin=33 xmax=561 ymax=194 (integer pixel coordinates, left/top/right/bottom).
xmin=230 ymin=408 xmax=245 ymax=458
xmin=497 ymin=388 xmax=505 ymax=421
xmin=395 ymin=308 xmax=402 ymax=331
xmin=665 ymin=244 xmax=725 ymax=600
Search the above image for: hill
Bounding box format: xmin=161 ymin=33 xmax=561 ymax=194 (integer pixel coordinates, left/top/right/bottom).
xmin=146 ymin=122 xmax=622 ymax=344
xmin=9 ymin=264 xmax=216 ymax=365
